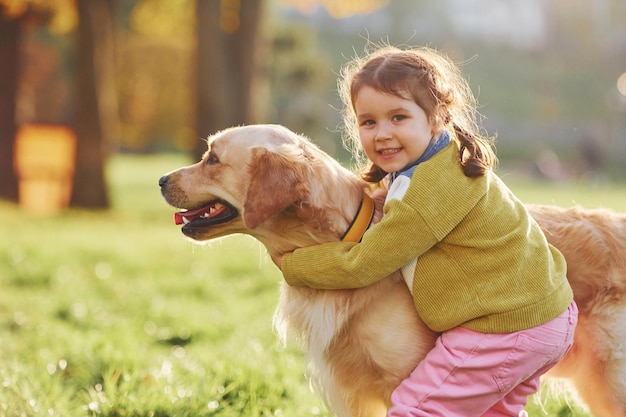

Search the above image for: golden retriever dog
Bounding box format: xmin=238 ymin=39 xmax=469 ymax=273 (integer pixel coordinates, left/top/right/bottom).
xmin=159 ymin=124 xmax=626 ymax=417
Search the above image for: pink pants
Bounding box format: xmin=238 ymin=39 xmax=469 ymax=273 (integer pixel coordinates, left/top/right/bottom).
xmin=388 ymin=301 xmax=578 ymax=417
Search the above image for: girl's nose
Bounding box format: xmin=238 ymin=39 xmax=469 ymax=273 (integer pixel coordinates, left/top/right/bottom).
xmin=375 ymin=124 xmax=392 ymax=141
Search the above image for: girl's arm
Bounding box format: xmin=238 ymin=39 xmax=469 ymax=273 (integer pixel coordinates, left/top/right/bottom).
xmin=281 ymin=143 xmax=485 ymax=290
xmin=280 ymin=198 xmax=439 ymax=289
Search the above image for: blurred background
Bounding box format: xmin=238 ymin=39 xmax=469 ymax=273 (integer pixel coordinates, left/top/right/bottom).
xmin=0 ymin=3 xmax=624 ymax=414
xmin=1 ymin=0 xmax=625 ymax=213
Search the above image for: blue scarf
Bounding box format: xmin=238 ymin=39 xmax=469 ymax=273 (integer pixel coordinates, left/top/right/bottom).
xmin=390 ymin=130 xmax=451 ymax=183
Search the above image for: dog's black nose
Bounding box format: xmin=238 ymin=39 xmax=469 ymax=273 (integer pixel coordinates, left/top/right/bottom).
xmin=159 ymin=175 xmax=168 ymax=187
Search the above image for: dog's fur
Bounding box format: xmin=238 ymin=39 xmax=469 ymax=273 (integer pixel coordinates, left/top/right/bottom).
xmin=160 ymin=124 xmax=626 ymax=417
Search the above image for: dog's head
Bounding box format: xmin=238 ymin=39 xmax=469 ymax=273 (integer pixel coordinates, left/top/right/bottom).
xmin=159 ymin=124 xmax=364 ymax=249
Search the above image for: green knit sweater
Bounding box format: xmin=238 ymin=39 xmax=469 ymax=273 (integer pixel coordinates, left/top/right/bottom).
xmin=282 ymin=142 xmax=573 ymax=333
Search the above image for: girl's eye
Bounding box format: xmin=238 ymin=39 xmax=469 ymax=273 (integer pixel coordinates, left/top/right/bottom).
xmin=360 ymin=119 xmax=375 ymax=127
xmin=392 ymin=114 xmax=406 ymax=122
xmin=206 ymin=151 xmax=219 ymax=165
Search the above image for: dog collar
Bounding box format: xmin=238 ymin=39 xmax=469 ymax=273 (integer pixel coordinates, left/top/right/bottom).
xmin=341 ymin=193 xmax=375 ymax=243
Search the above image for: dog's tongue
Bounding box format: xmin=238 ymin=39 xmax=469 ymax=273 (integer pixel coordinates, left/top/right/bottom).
xmin=174 ymin=203 xmax=227 ymax=225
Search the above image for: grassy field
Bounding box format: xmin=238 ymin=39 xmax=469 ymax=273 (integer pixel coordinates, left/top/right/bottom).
xmin=1 ymin=154 xmax=624 ymax=417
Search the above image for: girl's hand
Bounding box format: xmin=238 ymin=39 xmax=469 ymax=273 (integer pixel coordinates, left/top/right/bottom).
xmin=271 ymin=253 xmax=283 ymax=270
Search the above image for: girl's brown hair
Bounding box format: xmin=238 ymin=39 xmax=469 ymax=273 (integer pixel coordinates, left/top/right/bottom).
xmin=338 ymin=45 xmax=497 ymax=183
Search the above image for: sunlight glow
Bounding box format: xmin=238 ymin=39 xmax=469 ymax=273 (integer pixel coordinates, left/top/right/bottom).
xmin=617 ymin=72 xmax=626 ymax=97
xmin=279 ymin=0 xmax=390 ymax=18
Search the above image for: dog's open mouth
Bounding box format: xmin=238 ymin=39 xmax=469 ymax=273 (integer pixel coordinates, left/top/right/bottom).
xmin=174 ymin=200 xmax=238 ymax=229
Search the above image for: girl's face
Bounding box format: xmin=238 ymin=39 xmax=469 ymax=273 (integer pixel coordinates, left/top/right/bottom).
xmin=354 ymin=86 xmax=434 ymax=174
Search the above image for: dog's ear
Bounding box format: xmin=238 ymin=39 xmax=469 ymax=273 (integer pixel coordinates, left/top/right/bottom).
xmin=243 ymin=146 xmax=309 ymax=229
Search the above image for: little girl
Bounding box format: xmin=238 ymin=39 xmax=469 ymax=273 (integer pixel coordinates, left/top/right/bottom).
xmin=272 ymin=46 xmax=578 ymax=417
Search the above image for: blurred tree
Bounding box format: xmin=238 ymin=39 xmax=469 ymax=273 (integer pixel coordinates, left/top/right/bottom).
xmin=71 ymin=0 xmax=118 ymax=208
xmin=0 ymin=0 xmax=76 ymax=202
xmin=193 ymin=0 xmax=264 ymax=159
xmin=0 ymin=5 xmax=20 ymax=201
xmin=266 ymin=23 xmax=338 ymax=154
xmin=0 ymin=0 xmax=116 ymax=209
xmin=121 ymin=0 xmax=194 ymax=152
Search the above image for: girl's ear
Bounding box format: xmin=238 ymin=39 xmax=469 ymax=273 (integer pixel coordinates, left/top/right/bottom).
xmin=440 ymin=106 xmax=451 ymax=125
xmin=430 ymin=105 xmax=450 ymax=132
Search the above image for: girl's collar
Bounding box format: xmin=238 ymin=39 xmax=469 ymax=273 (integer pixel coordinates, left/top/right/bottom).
xmin=390 ymin=130 xmax=451 ymax=182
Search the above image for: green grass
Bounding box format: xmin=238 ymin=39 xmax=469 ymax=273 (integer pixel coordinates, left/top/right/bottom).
xmin=0 ymin=154 xmax=327 ymax=417
xmin=502 ymin=174 xmax=626 ymax=212
xmin=2 ymin=154 xmax=624 ymax=417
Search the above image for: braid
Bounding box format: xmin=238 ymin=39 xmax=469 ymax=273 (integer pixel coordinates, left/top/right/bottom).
xmin=454 ymin=124 xmax=498 ymax=177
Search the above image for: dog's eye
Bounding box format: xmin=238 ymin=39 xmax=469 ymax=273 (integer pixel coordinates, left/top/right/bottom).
xmin=206 ymin=151 xmax=219 ymax=165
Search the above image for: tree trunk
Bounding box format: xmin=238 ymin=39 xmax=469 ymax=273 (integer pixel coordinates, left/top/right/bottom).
xmin=194 ymin=0 xmax=264 ymax=159
xmin=0 ymin=7 xmax=20 ymax=202
xmin=71 ymin=0 xmax=118 ymax=208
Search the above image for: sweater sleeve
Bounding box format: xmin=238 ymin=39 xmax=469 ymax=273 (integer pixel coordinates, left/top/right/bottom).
xmin=281 ymin=197 xmax=440 ymax=288
xmin=282 ymin=142 xmax=486 ymax=290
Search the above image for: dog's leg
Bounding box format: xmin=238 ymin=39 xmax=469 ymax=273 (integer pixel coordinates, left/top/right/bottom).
xmin=549 ymin=314 xmax=626 ymax=417
xmin=579 ymin=315 xmax=626 ymax=417
xmin=573 ymin=365 xmax=626 ymax=417
xmin=348 ymin=395 xmax=387 ymax=417
xmin=574 ymin=308 xmax=626 ymax=417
